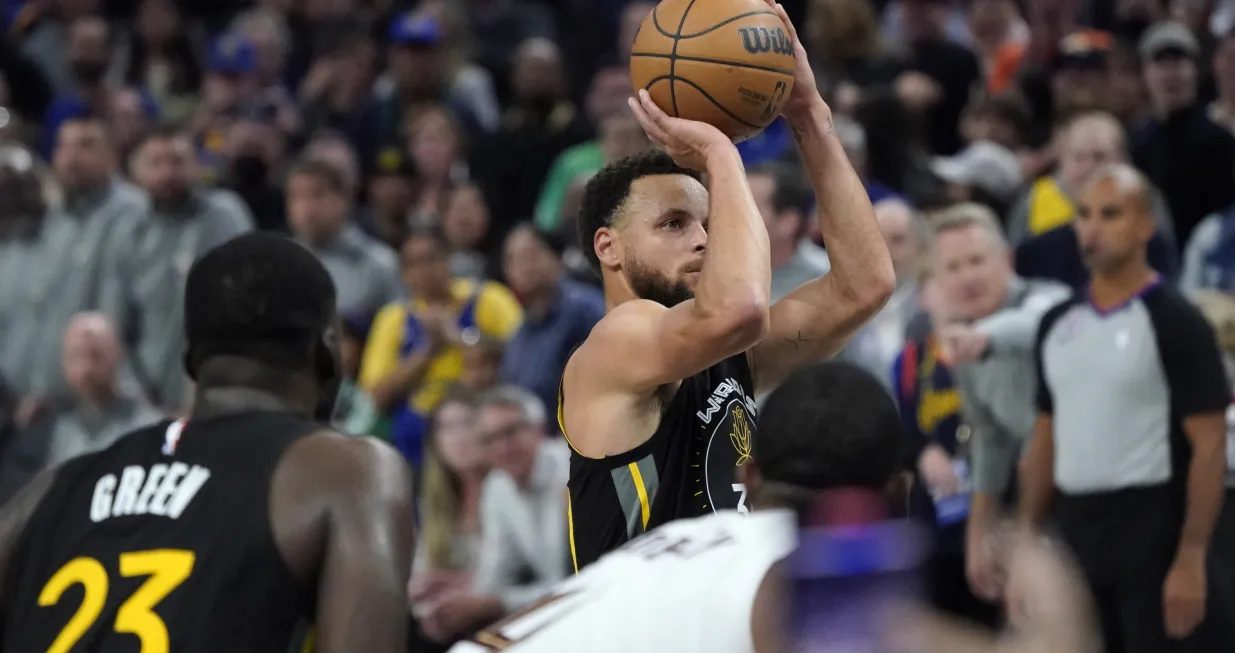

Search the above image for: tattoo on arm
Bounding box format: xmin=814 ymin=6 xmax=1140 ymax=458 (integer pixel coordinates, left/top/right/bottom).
xmin=825 ymin=114 xmax=835 ymax=135
xmin=784 ymin=330 xmax=810 ymax=350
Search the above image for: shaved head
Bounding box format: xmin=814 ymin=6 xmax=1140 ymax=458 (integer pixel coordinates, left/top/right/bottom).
xmin=1075 ymin=163 xmax=1155 ymax=275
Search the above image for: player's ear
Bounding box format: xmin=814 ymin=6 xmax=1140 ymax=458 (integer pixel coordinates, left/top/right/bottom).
xmin=595 ymin=226 xmax=621 ymax=270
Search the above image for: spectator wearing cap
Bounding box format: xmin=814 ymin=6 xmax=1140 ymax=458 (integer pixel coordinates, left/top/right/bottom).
xmin=499 ymin=223 xmax=604 ymax=419
xmin=924 ymin=203 xmax=1070 ymax=606
xmin=1052 ymin=30 xmax=1114 ymax=118
xmin=1021 ymin=164 xmax=1232 ymax=652
xmin=286 ymin=157 xmax=403 ymax=320
xmin=1012 ymin=111 xmax=1179 ymax=288
xmin=190 ymin=31 xmax=272 ymax=174
xmin=42 ymin=16 xmax=157 ymax=158
xmin=930 ymin=140 xmax=1023 ymax=216
xmin=364 ymin=145 xmax=417 ymax=249
xmin=473 ymin=38 xmax=592 ymax=231
xmin=373 ymin=12 xmax=486 ymax=145
xmin=98 ymin=127 xmax=253 ymax=411
xmin=1133 ymin=21 xmax=1235 ymax=251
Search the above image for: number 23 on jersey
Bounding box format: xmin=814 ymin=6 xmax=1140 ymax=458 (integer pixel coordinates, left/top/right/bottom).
xmin=37 ymin=549 xmax=194 ymax=653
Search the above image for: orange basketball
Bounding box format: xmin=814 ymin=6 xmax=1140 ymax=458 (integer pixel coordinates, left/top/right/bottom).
xmin=630 ymin=0 xmax=795 ymax=142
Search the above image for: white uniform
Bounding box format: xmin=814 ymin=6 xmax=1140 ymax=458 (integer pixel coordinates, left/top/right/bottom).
xmin=448 ymin=509 xmax=796 ymax=653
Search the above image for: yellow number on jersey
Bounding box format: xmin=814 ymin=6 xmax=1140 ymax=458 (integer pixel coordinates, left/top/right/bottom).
xmin=38 ymin=549 xmax=195 ymax=653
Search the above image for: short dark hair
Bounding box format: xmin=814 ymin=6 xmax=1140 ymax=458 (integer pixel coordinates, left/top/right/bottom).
xmin=287 ymin=158 xmax=348 ymax=196
xmin=132 ymin=124 xmax=189 ymax=155
xmin=577 ymin=150 xmax=700 ymax=272
xmin=750 ymin=161 xmax=812 ymax=216
xmin=755 ymin=362 xmax=902 ymax=491
xmin=183 ymin=233 xmax=338 ymax=377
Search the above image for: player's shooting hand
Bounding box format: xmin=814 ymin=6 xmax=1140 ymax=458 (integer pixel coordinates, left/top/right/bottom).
xmin=1163 ymin=549 xmax=1206 ymax=638
xmin=628 ymin=90 xmax=735 ymax=171
xmin=760 ymin=1 xmax=823 ymax=119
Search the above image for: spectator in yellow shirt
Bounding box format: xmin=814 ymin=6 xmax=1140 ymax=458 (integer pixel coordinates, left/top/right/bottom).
xmin=360 ymin=227 xmax=522 ymax=465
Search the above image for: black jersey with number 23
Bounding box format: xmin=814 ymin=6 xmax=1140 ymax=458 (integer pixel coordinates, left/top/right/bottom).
xmin=562 ymin=353 xmax=758 ymax=571
xmin=0 ymin=411 xmax=322 ymax=653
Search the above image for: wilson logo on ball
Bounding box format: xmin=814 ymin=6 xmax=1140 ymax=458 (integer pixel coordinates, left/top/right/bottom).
xmin=737 ymin=26 xmax=793 ymax=56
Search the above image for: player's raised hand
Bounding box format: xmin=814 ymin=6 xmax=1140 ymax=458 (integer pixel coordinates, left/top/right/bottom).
xmin=762 ymin=0 xmax=823 ymax=119
xmin=628 ymin=89 xmax=735 ymax=171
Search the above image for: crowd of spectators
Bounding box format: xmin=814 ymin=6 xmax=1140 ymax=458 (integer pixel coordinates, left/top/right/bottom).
xmin=6 ymin=0 xmax=1235 ymax=649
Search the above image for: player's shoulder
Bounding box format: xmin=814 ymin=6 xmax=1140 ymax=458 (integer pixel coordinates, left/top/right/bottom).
xmin=579 ymin=299 xmax=661 ymax=347
xmin=278 ymin=431 xmax=413 ymax=504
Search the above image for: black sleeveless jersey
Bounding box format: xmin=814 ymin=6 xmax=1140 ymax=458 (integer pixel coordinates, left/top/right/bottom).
xmin=0 ymin=411 xmax=321 ymax=653
xmin=561 ymin=353 xmax=758 ymax=571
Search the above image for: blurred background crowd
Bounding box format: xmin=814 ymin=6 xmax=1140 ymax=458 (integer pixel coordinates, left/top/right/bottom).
xmin=4 ymin=0 xmax=1235 ymax=649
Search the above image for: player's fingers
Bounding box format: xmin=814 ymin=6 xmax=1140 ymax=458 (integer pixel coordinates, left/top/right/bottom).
xmin=774 ymin=3 xmax=800 ymax=44
xmin=637 ymin=89 xmax=674 ymax=127
xmin=628 ymin=96 xmax=670 ymax=143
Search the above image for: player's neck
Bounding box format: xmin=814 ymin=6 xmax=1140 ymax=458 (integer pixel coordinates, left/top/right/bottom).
xmin=192 ymin=387 xmax=309 ymax=420
xmin=601 ymin=275 xmax=637 ymax=312
xmin=191 ymin=358 xmax=317 ymax=420
xmin=1089 ymin=261 xmax=1157 ymax=311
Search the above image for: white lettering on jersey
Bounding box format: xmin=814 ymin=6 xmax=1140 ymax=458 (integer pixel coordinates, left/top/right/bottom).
xmin=696 ymin=377 xmax=758 ymax=425
xmin=90 ymin=463 xmax=212 ymax=522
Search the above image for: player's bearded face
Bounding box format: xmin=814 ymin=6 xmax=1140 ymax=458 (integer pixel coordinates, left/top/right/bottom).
xmin=625 ymin=253 xmax=694 ymax=308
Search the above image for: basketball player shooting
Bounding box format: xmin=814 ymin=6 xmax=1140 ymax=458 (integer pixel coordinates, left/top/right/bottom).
xmin=452 ymin=363 xmax=1099 ymax=653
xmin=561 ymin=0 xmax=896 ymax=570
xmin=0 ymin=234 xmax=414 ymax=653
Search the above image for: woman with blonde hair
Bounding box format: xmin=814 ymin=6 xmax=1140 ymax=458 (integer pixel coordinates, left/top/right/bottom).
xmin=407 ymin=392 xmax=489 ymax=616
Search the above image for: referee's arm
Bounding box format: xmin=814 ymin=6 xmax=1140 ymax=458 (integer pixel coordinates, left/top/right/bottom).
xmin=1158 ymin=303 xmax=1230 ymax=560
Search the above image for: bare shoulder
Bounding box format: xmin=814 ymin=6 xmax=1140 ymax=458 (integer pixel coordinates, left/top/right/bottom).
xmin=569 ymin=299 xmax=665 ymax=379
xmin=280 ymin=431 xmax=413 ymax=502
xmin=269 ymin=431 xmax=414 ymax=582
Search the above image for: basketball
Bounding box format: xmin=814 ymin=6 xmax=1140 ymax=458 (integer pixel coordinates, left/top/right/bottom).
xmin=630 ymin=0 xmax=796 ymax=142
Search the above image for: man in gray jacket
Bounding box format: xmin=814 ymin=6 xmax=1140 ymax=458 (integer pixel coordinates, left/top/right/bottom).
xmin=926 ymin=203 xmax=1070 ymax=603
xmin=99 ymin=127 xmax=254 ymax=411
xmin=0 ymin=119 xmax=146 ymax=400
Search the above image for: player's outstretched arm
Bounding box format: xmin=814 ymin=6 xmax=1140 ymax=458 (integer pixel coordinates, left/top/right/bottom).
xmin=0 ymin=468 xmax=57 ymax=615
xmin=746 ymin=2 xmax=895 ymax=396
xmin=272 ymin=434 xmax=415 ymax=653
xmin=573 ymin=94 xmax=770 ymax=401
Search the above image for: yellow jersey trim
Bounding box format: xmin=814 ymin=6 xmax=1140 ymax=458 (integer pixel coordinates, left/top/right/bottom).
xmin=627 ymin=462 xmax=651 ymax=530
xmin=566 ymin=489 xmax=579 ymax=574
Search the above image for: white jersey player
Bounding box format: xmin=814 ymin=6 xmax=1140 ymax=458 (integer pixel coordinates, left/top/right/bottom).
xmin=448 ymin=362 xmax=1099 ymax=653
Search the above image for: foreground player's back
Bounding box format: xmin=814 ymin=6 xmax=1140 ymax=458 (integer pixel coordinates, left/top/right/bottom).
xmin=452 ymin=509 xmax=795 ymax=653
xmin=0 ymin=411 xmax=328 ymax=653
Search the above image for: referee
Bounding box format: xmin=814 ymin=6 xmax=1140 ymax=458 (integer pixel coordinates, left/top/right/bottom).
xmin=1019 ymin=164 xmax=1231 ymax=653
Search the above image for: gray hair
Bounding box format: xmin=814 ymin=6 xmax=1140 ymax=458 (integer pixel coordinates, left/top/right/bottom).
xmin=479 ymin=385 xmax=547 ymax=426
xmin=932 ymin=202 xmax=1008 ymax=251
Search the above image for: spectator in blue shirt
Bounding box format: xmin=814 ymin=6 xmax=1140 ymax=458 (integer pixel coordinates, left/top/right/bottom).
xmin=499 ymin=223 xmax=604 ymax=422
